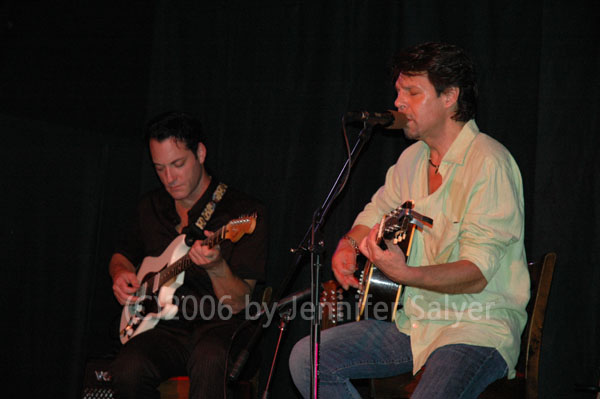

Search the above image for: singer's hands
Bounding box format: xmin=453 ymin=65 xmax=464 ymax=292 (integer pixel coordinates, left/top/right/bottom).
xmin=332 ymin=223 xmax=410 ymax=291
xmin=332 ymin=225 xmax=370 ymax=290
xmin=359 ymin=223 xmax=409 ymax=284
xmin=332 ymin=241 xmax=359 ymax=290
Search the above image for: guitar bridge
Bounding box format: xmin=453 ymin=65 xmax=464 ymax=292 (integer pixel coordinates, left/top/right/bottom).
xmin=120 ymin=303 xmax=145 ymax=339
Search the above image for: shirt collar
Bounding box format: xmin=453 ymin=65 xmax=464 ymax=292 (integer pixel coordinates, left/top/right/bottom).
xmin=441 ymin=119 xmax=479 ymax=166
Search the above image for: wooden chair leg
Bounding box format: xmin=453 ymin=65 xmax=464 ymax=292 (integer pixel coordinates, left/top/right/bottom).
xmin=158 ymin=377 xmax=190 ymax=399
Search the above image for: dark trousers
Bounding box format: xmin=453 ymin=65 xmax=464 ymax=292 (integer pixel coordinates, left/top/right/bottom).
xmin=111 ymin=318 xmax=254 ymax=399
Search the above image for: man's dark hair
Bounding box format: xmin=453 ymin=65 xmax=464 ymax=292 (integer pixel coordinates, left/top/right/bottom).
xmin=145 ymin=111 xmax=205 ymax=154
xmin=392 ymin=42 xmax=477 ymax=122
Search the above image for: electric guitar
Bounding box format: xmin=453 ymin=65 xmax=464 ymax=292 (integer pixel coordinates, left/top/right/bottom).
xmin=119 ymin=214 xmax=257 ymax=344
xmin=356 ymin=201 xmax=432 ymax=322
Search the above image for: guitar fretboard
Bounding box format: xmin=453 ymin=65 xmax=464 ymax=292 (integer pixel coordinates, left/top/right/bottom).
xmin=153 ymin=225 xmax=228 ymax=291
xmin=157 ymin=255 xmax=195 ymax=288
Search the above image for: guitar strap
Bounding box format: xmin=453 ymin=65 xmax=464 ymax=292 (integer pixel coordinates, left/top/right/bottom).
xmin=194 ymin=182 xmax=228 ymax=230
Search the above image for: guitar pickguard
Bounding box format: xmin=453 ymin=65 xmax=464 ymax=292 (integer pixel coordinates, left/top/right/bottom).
xmin=119 ymin=235 xmax=190 ymax=344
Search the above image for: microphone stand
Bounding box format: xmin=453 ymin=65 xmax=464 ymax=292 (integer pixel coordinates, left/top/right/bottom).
xmin=306 ymin=123 xmax=375 ymax=399
xmin=227 ymin=122 xmax=375 ymax=399
xmin=308 ymin=209 xmax=323 ymax=399
xmin=261 ymin=308 xmax=292 ymax=399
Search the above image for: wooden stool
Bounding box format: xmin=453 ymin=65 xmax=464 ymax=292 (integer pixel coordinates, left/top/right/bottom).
xmin=157 ymin=374 xmax=257 ymax=399
xmin=158 ymin=377 xmax=190 ymax=399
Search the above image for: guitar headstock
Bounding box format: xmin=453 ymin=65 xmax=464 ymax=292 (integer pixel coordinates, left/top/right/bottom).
xmin=224 ymin=213 xmax=257 ymax=242
xmin=320 ymin=280 xmax=344 ymax=330
xmin=380 ymin=201 xmax=433 ymax=255
xmin=381 ymin=201 xmax=414 ymax=243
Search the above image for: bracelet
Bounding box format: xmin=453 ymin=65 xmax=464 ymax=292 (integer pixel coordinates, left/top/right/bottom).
xmin=343 ymin=235 xmax=361 ymax=255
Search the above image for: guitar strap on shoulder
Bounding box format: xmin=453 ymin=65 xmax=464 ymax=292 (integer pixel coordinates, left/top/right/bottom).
xmin=194 ymin=182 xmax=228 ymax=230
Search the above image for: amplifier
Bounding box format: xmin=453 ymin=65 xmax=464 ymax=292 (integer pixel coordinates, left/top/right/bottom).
xmin=81 ymin=357 xmax=115 ymax=399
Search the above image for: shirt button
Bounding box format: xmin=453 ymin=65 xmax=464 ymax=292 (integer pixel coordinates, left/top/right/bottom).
xmin=412 ymin=322 xmax=419 ymax=329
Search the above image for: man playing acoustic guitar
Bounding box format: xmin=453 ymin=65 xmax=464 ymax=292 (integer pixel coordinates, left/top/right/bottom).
xmin=109 ymin=111 xmax=267 ymax=399
xmin=290 ymin=42 xmax=529 ymax=399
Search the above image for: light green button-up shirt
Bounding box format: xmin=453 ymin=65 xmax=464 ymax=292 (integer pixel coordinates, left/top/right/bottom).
xmin=353 ymin=120 xmax=529 ymax=378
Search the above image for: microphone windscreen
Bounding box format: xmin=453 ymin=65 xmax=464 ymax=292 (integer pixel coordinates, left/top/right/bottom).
xmin=385 ymin=110 xmax=408 ymax=130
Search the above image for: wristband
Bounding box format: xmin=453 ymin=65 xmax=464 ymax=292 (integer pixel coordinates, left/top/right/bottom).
xmin=343 ymin=235 xmax=361 ymax=255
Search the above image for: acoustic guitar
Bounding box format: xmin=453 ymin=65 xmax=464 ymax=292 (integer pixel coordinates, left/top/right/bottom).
xmin=356 ymin=200 xmax=432 ymax=322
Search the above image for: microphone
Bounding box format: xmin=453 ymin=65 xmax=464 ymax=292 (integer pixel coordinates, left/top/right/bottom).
xmin=275 ymin=287 xmax=311 ymax=308
xmin=344 ymin=110 xmax=407 ymax=130
xmin=227 ymin=287 xmax=312 ymax=382
xmin=247 ymin=287 xmax=311 ymax=319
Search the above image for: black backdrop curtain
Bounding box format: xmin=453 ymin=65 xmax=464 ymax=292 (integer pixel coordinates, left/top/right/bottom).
xmin=2 ymin=1 xmax=599 ymax=398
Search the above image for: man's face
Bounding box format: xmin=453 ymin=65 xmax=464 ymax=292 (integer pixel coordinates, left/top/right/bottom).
xmin=394 ymin=73 xmax=451 ymax=141
xmin=149 ymin=137 xmax=205 ymax=203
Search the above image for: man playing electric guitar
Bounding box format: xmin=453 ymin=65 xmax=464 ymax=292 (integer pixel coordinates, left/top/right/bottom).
xmin=109 ymin=111 xmax=267 ymax=399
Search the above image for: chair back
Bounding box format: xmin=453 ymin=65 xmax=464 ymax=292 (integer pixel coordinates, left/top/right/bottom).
xmin=522 ymin=252 xmax=556 ymax=398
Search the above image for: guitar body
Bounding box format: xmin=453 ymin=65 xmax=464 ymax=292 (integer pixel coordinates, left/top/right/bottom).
xmin=119 ymin=235 xmax=190 ymax=344
xmin=356 ymin=201 xmax=431 ymax=322
xmin=118 ymin=214 xmax=257 ymax=344
xmin=357 ymin=261 xmax=404 ymax=322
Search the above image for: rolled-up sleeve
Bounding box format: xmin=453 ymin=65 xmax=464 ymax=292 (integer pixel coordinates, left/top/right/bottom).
xmin=459 ymin=154 xmax=524 ymax=282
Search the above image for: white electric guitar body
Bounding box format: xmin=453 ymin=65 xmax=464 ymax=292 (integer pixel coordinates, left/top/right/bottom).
xmin=119 ymin=214 xmax=257 ymax=344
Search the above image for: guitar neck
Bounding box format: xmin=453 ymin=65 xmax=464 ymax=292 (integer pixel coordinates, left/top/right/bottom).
xmin=202 ymin=225 xmax=227 ymax=249
xmin=157 ymin=225 xmax=228 ymax=288
xmin=379 ymin=208 xmax=417 ymax=258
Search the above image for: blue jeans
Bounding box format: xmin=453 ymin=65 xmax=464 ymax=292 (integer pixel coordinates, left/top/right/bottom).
xmin=289 ymin=320 xmax=508 ymax=399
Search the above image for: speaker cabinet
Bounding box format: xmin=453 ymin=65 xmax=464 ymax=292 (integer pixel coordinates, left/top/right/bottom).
xmin=81 ymin=358 xmax=115 ymax=399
